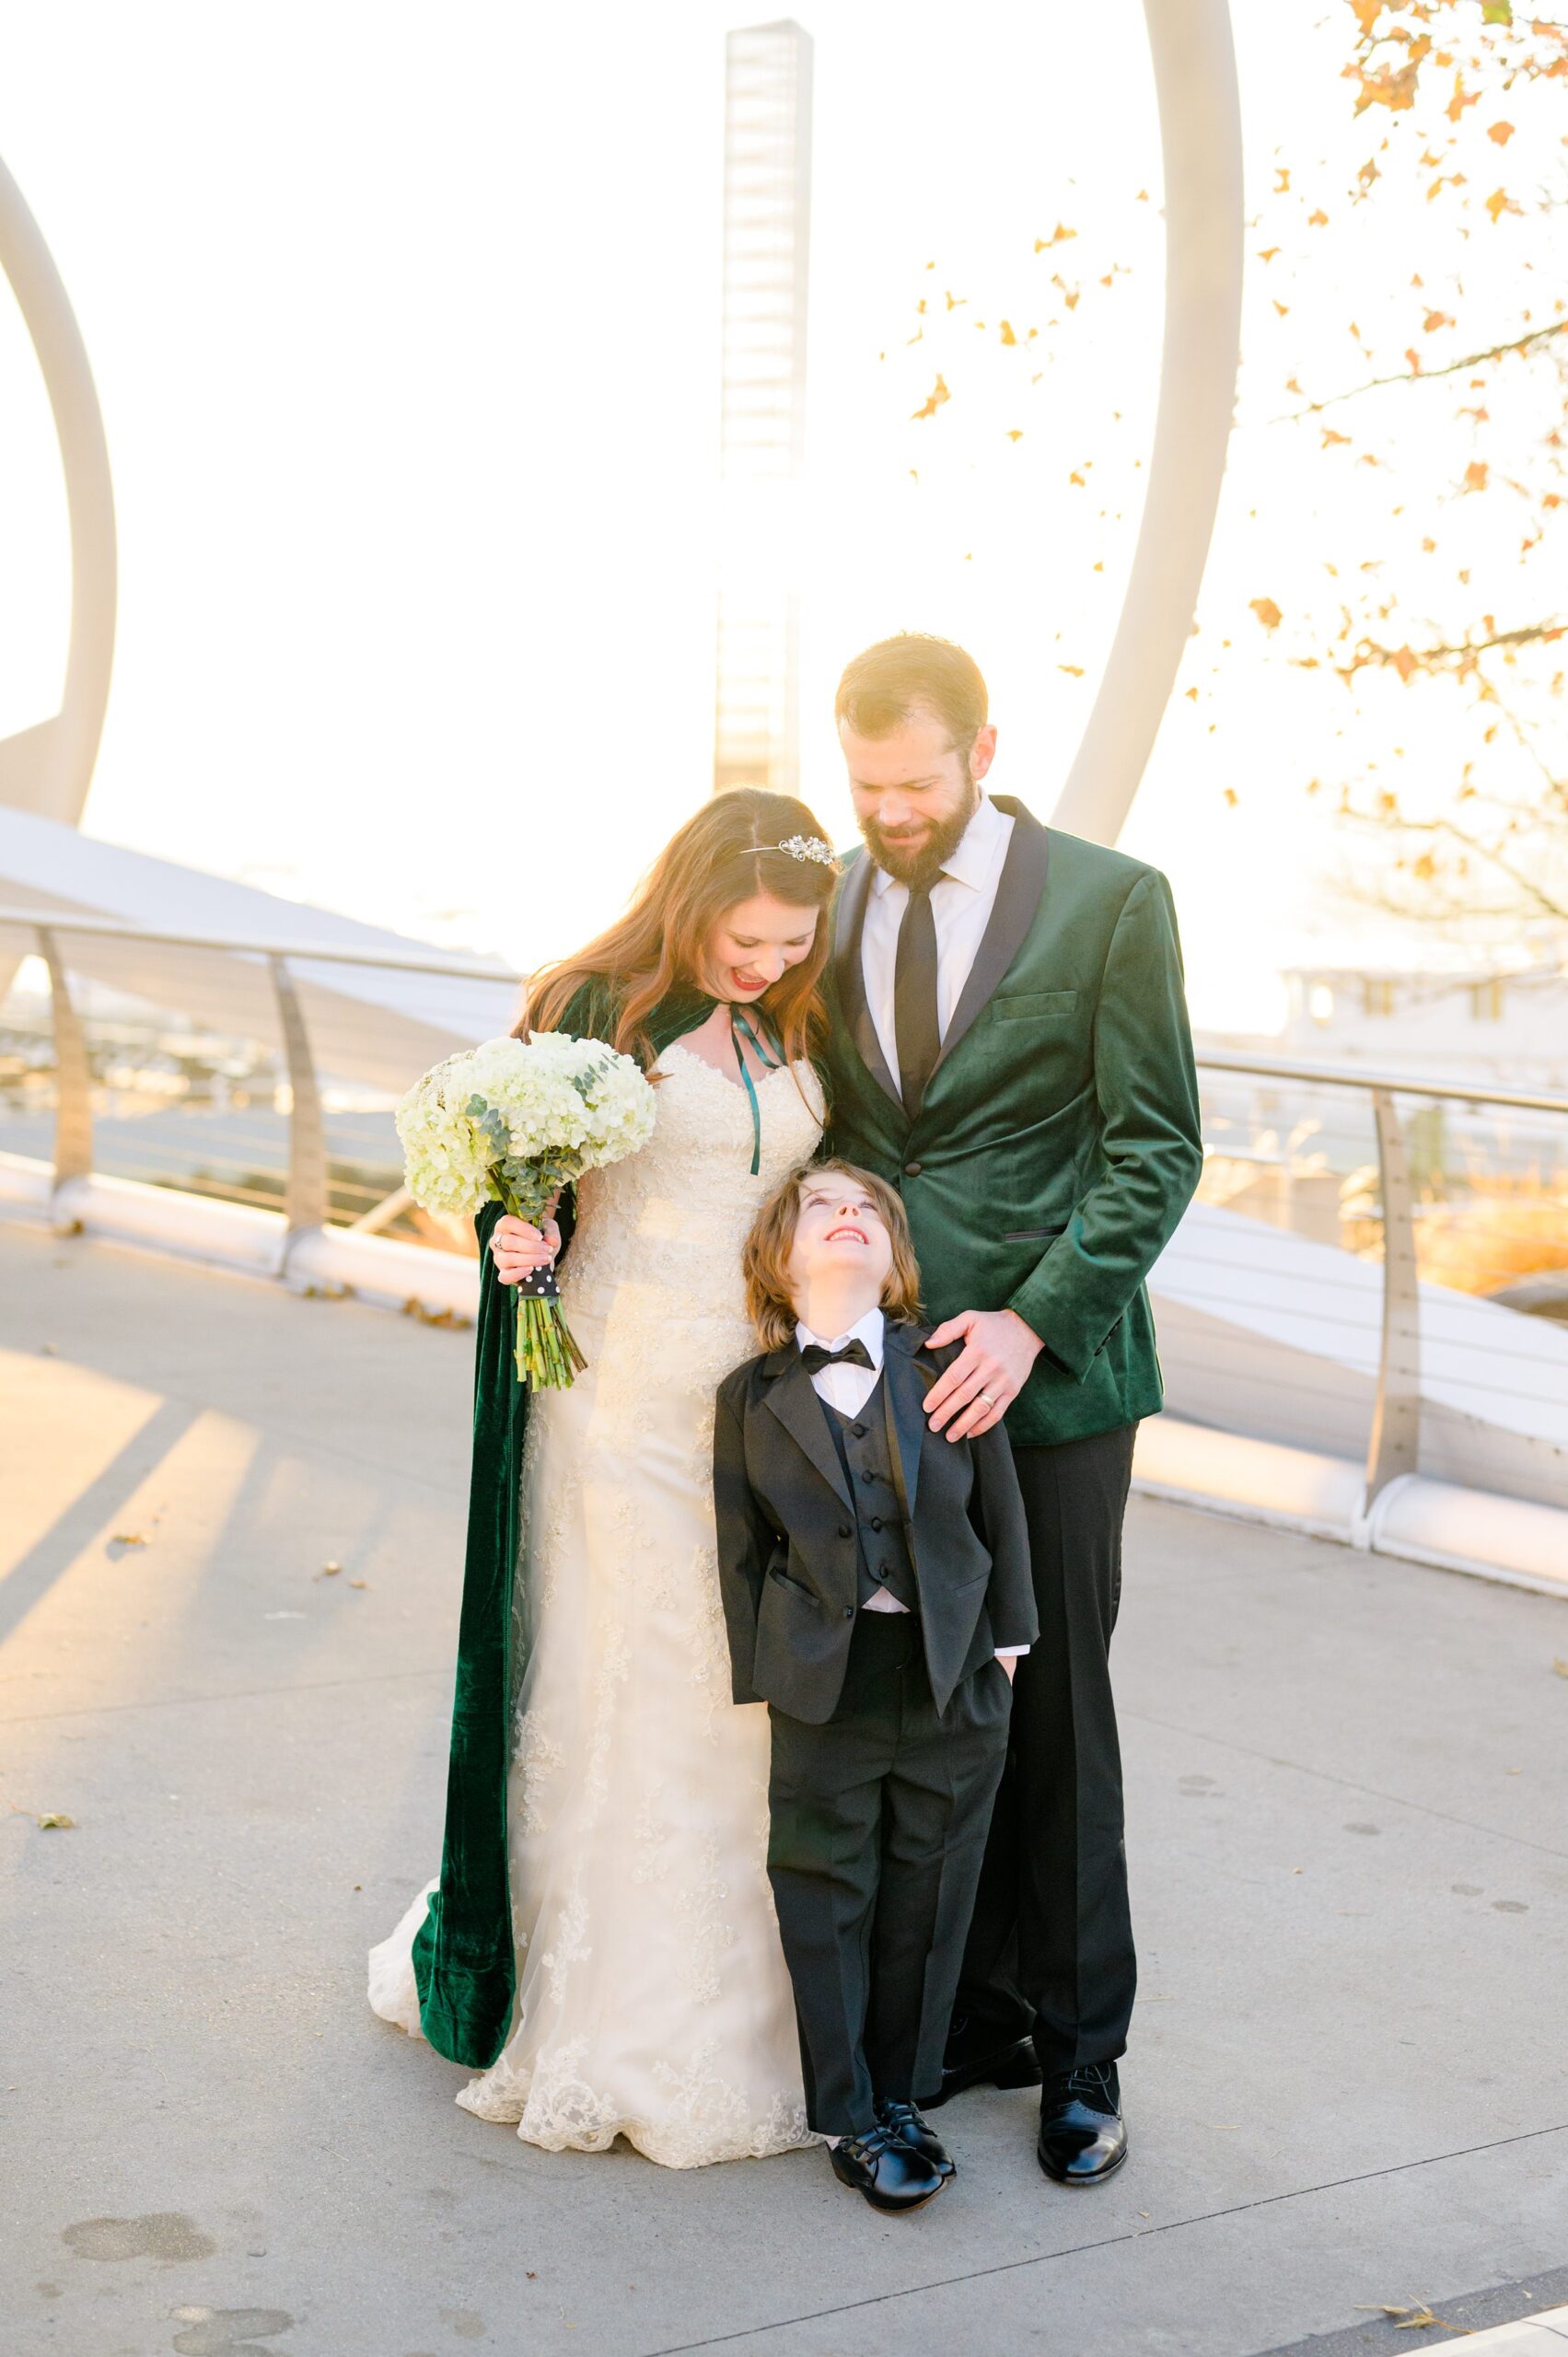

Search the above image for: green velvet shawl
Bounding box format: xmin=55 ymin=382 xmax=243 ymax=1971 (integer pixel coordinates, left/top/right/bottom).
xmin=412 ymin=978 xmax=719 ymax=2067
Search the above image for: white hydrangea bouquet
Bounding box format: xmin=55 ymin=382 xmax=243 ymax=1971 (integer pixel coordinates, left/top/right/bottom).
xmin=396 ymin=1032 xmax=656 ymax=1388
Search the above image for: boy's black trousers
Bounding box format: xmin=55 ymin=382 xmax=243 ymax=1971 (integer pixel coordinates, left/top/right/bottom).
xmin=765 ymin=1610 xmax=1012 ymax=2140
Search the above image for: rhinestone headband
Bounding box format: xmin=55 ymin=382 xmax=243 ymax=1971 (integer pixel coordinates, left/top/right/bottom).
xmin=757 ymin=835 xmax=836 ymax=868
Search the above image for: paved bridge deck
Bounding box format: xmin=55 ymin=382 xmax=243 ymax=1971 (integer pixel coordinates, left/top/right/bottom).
xmin=2 ymin=1216 xmax=1565 ymax=2357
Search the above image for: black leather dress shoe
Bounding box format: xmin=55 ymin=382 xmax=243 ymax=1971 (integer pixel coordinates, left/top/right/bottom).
xmin=876 ymin=2097 xmax=956 ymax=2179
xmin=830 ymin=2124 xmax=947 ymax=2212
xmin=1037 ymin=2061 xmax=1128 ymax=2185
xmin=925 ymin=2013 xmax=1042 ymax=2111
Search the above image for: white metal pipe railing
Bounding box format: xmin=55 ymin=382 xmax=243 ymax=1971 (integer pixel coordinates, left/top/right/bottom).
xmin=5 ymin=908 xmax=1565 ymax=1521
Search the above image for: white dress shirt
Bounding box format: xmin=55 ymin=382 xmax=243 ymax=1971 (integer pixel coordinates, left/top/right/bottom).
xmin=860 ymin=791 xmax=1016 ymax=1088
xmin=794 ymin=1304 xmax=1028 ymax=1655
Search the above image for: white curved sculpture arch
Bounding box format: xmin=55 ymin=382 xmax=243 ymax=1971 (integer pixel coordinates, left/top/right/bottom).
xmin=0 ymin=153 xmax=117 ymax=828
xmin=1051 ymin=0 xmax=1244 ymax=847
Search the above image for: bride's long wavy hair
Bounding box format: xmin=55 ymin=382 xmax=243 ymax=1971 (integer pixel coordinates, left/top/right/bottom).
xmin=519 ymin=789 xmax=838 ymax=1072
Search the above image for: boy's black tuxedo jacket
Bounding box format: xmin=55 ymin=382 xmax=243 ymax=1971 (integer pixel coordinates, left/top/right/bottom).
xmin=714 ymin=1320 xmax=1039 ymax=1725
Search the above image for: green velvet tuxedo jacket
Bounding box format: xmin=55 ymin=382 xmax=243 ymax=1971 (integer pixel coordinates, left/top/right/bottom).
xmin=823 ymin=797 xmax=1203 ymax=1447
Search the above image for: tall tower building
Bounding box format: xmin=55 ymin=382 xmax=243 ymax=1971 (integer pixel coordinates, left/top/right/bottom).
xmin=713 ymin=19 xmax=813 ymax=796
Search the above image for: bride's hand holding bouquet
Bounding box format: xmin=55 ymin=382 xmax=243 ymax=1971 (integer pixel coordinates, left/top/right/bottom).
xmin=396 ymin=1030 xmax=656 ymax=1387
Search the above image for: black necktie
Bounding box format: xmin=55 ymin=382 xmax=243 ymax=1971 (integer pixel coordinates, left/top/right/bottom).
xmin=799 ymin=1339 xmax=875 ymax=1376
xmin=894 ymin=880 xmax=940 ymax=1118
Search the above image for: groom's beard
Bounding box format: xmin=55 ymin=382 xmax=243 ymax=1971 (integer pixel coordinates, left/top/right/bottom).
xmin=860 ymin=776 xmax=981 ymax=891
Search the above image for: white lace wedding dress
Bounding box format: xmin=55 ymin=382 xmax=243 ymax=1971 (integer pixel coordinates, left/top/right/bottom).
xmin=369 ymin=1040 xmax=823 ymax=2167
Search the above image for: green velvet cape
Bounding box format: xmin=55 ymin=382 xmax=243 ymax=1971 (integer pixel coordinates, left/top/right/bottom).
xmin=411 ymin=978 xmax=719 ymax=2068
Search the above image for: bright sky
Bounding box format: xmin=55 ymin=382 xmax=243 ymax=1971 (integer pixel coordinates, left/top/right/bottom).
xmin=0 ymin=4 xmax=1555 ymax=1029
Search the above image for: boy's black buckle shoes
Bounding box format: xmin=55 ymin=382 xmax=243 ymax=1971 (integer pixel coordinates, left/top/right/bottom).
xmin=830 ymin=2124 xmax=947 ymax=2212
xmin=925 ymin=2012 xmax=1042 ymax=2109
xmin=1037 ymin=2061 xmax=1128 ymax=2185
xmin=876 ymin=2097 xmax=956 ymax=2179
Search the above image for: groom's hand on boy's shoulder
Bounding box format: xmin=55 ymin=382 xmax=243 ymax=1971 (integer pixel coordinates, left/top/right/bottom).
xmin=923 ymin=1309 xmax=1043 ymax=1440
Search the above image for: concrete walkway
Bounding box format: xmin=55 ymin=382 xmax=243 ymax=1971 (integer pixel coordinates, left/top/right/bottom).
xmin=2 ymin=1216 xmax=1565 ymax=2357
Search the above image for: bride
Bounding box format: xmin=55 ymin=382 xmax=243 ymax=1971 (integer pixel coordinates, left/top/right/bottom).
xmin=369 ymin=789 xmax=838 ymax=2168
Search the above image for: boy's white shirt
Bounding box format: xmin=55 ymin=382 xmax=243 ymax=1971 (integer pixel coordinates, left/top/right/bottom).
xmin=793 ymin=1305 xmax=1028 ymax=1658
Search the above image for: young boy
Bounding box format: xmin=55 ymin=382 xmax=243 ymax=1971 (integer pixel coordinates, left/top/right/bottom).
xmin=714 ymin=1159 xmax=1038 ymax=2212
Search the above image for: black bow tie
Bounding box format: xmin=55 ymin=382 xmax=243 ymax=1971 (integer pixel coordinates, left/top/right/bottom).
xmin=799 ymin=1339 xmax=875 ymax=1376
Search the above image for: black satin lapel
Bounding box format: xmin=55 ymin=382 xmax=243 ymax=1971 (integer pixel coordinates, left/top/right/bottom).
xmin=832 ymin=853 xmax=902 ymax=1112
xmin=881 ymin=1329 xmax=926 ymax=1527
xmin=930 ymin=797 xmax=1052 ymax=1079
xmin=764 ymin=1360 xmax=854 ymax=1509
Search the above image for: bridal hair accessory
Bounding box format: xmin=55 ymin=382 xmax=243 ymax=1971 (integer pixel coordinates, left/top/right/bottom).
xmin=762 ymin=835 xmax=836 ymax=868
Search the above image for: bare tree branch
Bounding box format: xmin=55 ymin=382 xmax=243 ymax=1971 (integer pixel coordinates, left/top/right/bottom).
xmin=1330 ymin=619 xmax=1567 ymax=682
xmin=1345 ymin=806 xmax=1568 ymax=923
xmin=1272 ymin=319 xmax=1568 ymax=423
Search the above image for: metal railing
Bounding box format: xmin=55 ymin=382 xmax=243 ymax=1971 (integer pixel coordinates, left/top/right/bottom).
xmin=3 ymin=908 xmax=1566 ymax=1515
xmin=0 ymin=906 xmax=523 ymax=1246
xmin=1191 ymin=1048 xmax=1568 ymax=1515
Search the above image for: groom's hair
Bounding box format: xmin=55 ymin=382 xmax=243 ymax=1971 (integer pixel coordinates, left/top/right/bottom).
xmin=834 ymin=633 xmax=988 ymax=762
xmin=742 ymin=1159 xmax=923 ymax=1353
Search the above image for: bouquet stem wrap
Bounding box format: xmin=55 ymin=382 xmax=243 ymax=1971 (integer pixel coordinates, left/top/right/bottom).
xmin=495 ymin=1175 xmax=587 ymax=1389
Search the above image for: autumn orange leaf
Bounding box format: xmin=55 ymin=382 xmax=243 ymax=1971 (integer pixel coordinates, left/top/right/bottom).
xmin=1006 ymin=428 xmax=1024 ymax=442
xmin=1275 ymin=168 xmax=1291 ymax=192
xmin=1423 ymin=310 xmax=1453 ymax=332
xmin=911 ymin=374 xmax=950 ymax=422
xmin=1273 ymin=300 xmax=1291 ymax=317
xmin=1485 ymin=187 xmax=1522 ymax=222
xmin=1068 ymin=470 xmax=1086 ymax=486
xmin=1249 ymin=598 xmax=1283 ymax=631
xmin=999 ymin=319 xmax=1016 ymax=345
xmin=1321 ymin=428 xmax=1352 ymax=447
xmin=1488 ymin=120 xmax=1515 ymax=144
xmin=1258 ymin=246 xmax=1280 ymax=262
xmin=1464 ymin=459 xmax=1489 ymax=490
xmin=1307 ymin=208 xmax=1329 ymax=226
xmin=1058 ymin=664 xmax=1084 ymax=677
xmin=1352 ymin=58 xmax=1422 ymax=111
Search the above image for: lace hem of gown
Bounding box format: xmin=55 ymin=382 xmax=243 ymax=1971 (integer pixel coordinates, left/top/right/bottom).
xmin=368 ymin=1884 xmax=816 ymax=2170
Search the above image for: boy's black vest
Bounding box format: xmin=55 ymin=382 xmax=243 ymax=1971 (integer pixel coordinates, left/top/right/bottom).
xmin=819 ymin=1377 xmax=919 ymax=1615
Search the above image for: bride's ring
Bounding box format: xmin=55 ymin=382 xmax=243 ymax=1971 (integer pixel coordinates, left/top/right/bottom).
xmin=981 ymin=1390 xmax=998 ymax=1405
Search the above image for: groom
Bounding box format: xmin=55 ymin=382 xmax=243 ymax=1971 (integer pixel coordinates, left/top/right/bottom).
xmin=820 ymin=633 xmax=1203 ymax=2185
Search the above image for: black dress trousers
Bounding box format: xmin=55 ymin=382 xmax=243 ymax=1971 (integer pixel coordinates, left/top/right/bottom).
xmin=766 ymin=1612 xmax=1011 ymax=2140
xmin=953 ymin=1421 xmax=1139 ymax=2078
